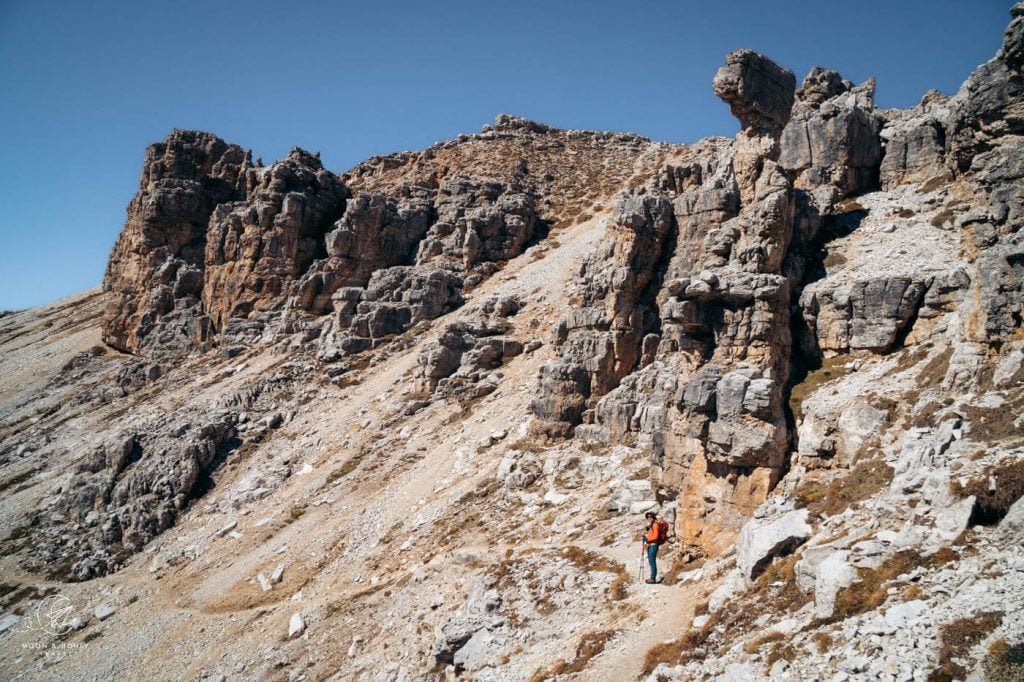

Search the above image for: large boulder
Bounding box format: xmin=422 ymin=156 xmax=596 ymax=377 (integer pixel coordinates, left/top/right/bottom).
xmin=712 ymin=49 xmax=796 ymax=136
xmin=735 ymin=508 xmax=811 ymax=583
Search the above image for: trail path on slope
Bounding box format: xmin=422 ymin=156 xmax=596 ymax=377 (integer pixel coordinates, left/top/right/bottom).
xmin=584 ymin=576 xmax=696 ymax=681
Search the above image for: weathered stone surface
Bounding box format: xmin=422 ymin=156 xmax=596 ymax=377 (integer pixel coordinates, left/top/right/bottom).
xmin=102 ymin=130 xmax=251 ymax=355
xmin=531 ymin=192 xmax=675 ymax=437
xmin=713 ymin=49 xmax=796 ymax=136
xmin=813 ymin=550 xmax=857 ymax=619
xmin=417 ymin=178 xmax=536 ymax=271
xmin=415 ymin=296 xmax=524 ymax=399
xmin=50 ymin=416 xmax=237 ymax=579
xmin=288 ymin=612 xmax=305 ymax=638
xmin=292 ymin=191 xmax=432 ymax=314
xmin=735 ymin=508 xmax=811 ymax=583
xmin=995 ymin=493 xmax=1024 ymax=545
xmin=800 ymin=276 xmax=929 ymax=354
xmin=780 ymin=69 xmax=883 ymax=203
xmin=947 ymin=7 xmax=1024 ymax=171
xmin=203 ymin=148 xmax=348 ymax=329
xmin=879 ymin=91 xmax=952 ymax=189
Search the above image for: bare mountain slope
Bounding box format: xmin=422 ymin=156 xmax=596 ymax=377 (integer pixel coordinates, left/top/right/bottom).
xmin=2 ymin=6 xmax=1024 ymax=682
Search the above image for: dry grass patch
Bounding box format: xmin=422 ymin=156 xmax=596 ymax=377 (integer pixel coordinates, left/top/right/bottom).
xmin=743 ymin=630 xmax=785 ymax=654
xmin=562 ymin=545 xmax=622 ymax=574
xmin=928 ymin=611 xmax=1004 ymax=682
xmin=984 ymin=638 xmax=1024 ymax=681
xmin=528 ymin=629 xmax=618 ymax=681
xmin=608 ymin=572 xmax=629 ymax=600
xmin=961 ymin=401 xmax=1024 ymax=444
xmin=811 ymin=631 xmax=834 ymax=654
xmin=789 ymin=356 xmax=854 ymax=419
xmin=822 ymin=548 xmax=957 ymax=625
xmin=795 ymin=456 xmax=894 ymax=518
xmin=951 ymin=458 xmax=1024 ymax=525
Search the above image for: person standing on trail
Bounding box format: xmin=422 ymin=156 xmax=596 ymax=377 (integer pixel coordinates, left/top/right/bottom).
xmin=642 ymin=511 xmax=669 ymax=584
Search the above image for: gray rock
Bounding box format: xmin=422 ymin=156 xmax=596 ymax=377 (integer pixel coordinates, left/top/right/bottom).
xmin=995 ymin=493 xmax=1024 ymax=545
xmin=0 ymin=614 xmax=19 ymax=634
xmin=713 ymin=49 xmax=796 ymax=135
xmin=781 ymin=69 xmax=882 ymax=201
xmin=736 ymin=509 xmax=811 ymax=583
xmin=814 ymin=551 xmax=857 ymax=620
xmin=708 ymin=569 xmax=746 ymax=612
xmin=288 ymin=613 xmax=305 ymax=638
xmin=94 ymin=604 xmax=116 ymax=621
xmin=884 ymin=600 xmax=928 ymax=628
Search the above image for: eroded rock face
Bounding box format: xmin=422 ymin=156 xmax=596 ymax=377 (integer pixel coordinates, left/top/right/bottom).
xmin=416 ymin=296 xmax=523 ymax=401
xmin=532 ymin=50 xmax=802 ymax=555
xmin=531 ymin=192 xmax=675 ymax=438
xmin=52 ymin=417 xmax=238 ymax=579
xmin=800 ymin=276 xmax=928 ymax=354
xmin=102 ymin=131 xmax=251 ymax=356
xmin=780 ymin=68 xmax=883 ymax=204
xmin=879 ymin=90 xmax=953 ymax=190
xmin=203 ymin=149 xmax=348 ymax=328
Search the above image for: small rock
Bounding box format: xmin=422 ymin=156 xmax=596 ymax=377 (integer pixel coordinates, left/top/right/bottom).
xmin=884 ymin=600 xmax=928 ymax=628
xmin=0 ymin=614 xmax=19 ymax=633
xmin=288 ymin=613 xmax=305 ymax=638
xmin=216 ymin=520 xmax=238 ymax=537
xmin=258 ymin=573 xmax=272 ymax=592
xmin=94 ymin=604 xmax=116 ymax=621
xmin=271 ymin=564 xmax=285 ymax=584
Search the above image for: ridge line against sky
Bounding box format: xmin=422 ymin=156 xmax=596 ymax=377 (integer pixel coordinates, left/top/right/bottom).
xmin=0 ymin=0 xmax=1013 ymax=310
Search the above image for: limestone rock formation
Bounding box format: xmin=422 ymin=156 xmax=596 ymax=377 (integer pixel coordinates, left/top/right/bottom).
xmin=202 ymin=148 xmax=348 ymax=329
xmin=532 ymin=48 xmax=801 ymax=554
xmin=780 ymin=68 xmax=883 ymax=204
xmin=4 ymin=7 xmax=1024 ymax=682
xmin=102 ymin=131 xmax=251 ymax=356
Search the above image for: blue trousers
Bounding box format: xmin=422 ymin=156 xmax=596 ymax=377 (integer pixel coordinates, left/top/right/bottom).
xmin=647 ymin=542 xmax=659 ymax=581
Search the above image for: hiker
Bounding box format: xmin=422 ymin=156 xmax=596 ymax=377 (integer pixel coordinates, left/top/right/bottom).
xmin=642 ymin=511 xmax=670 ymax=584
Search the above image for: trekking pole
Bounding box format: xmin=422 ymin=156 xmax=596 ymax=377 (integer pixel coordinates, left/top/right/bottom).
xmin=639 ymin=543 xmax=645 ymax=582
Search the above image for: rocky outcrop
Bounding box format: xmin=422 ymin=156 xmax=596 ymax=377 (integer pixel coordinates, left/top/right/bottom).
xmin=49 ymin=416 xmax=238 ymax=579
xmin=415 ymin=296 xmax=524 ymax=401
xmin=800 ymin=276 xmax=928 ymax=354
xmin=879 ymin=90 xmax=953 ymax=189
xmin=530 ymin=50 xmax=800 ymax=555
xmin=780 ymin=68 xmax=883 ymax=204
xmin=102 ymin=131 xmax=251 ymax=356
xmin=531 ymin=192 xmax=674 ymax=438
xmin=202 ymin=149 xmax=348 ymax=328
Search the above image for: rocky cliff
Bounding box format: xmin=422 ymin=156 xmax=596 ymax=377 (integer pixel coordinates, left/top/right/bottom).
xmin=1 ymin=7 xmax=1023 ymax=682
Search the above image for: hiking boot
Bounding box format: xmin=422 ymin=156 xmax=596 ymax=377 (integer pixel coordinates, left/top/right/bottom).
xmin=645 ymin=578 xmax=656 ymax=584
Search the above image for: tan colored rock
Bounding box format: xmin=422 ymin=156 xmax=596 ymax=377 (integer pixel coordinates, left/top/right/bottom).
xmin=102 ymin=130 xmax=251 ymax=355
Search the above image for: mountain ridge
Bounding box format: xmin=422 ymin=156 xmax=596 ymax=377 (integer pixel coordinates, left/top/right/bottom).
xmin=1 ymin=6 xmax=1023 ymax=681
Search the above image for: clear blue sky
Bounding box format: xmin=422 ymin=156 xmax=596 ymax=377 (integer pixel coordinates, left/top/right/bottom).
xmin=0 ymin=0 xmax=1012 ymax=310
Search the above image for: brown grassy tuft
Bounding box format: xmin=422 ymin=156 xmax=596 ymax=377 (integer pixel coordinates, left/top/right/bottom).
xmin=795 ymin=457 xmax=894 ymax=517
xmin=608 ymin=572 xmax=629 ymax=601
xmin=951 ymin=459 xmax=1024 ymax=525
xmin=811 ymin=631 xmax=834 ymax=654
xmin=928 ymin=611 xmax=1004 ymax=681
xmin=984 ymin=638 xmax=1024 ymax=682
xmin=743 ymin=630 xmax=785 ymax=654
xmin=823 ymin=548 xmax=957 ymax=625
xmin=562 ymin=546 xmax=622 ymax=574
xmin=529 ymin=629 xmax=618 ymax=681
